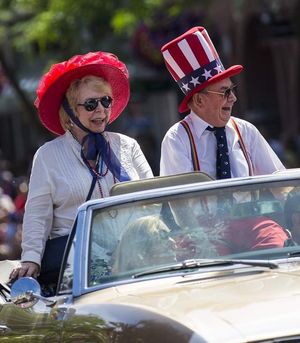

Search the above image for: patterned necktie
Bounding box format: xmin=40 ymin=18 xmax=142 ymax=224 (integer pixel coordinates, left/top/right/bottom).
xmin=207 ymin=126 xmax=231 ymax=179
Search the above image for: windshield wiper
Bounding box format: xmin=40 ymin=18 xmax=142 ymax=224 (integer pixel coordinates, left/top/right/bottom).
xmin=133 ymin=258 xmax=279 ymax=278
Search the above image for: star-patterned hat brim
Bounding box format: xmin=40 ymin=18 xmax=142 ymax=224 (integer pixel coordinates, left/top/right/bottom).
xmin=178 ymin=65 xmax=243 ymax=113
xmin=161 ymin=26 xmax=243 ymax=113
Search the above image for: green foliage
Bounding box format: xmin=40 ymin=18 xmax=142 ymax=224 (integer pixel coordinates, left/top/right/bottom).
xmin=0 ymin=0 xmax=221 ymax=62
xmin=112 ymin=10 xmax=138 ymax=34
xmin=1 ymin=0 xmax=205 ymax=55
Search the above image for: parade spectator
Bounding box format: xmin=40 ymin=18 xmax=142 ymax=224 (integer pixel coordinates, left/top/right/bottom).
xmin=0 ymin=189 xmax=21 ymax=260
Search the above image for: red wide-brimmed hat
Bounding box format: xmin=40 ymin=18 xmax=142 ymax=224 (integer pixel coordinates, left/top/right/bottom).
xmin=35 ymin=51 xmax=130 ymax=135
xmin=161 ymin=26 xmax=243 ymax=113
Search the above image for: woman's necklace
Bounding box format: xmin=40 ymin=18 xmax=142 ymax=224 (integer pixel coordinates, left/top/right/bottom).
xmin=85 ymin=146 xmax=117 ymax=198
xmin=88 ymin=157 xmax=115 ymax=198
xmin=70 ymin=130 xmax=116 ymax=198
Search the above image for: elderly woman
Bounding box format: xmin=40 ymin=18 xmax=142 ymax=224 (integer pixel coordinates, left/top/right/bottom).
xmin=10 ymin=51 xmax=153 ymax=282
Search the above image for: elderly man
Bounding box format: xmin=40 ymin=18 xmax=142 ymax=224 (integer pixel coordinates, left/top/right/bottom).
xmin=160 ymin=26 xmax=285 ymax=179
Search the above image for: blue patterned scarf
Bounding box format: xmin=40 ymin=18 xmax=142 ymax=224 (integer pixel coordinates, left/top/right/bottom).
xmin=62 ymin=97 xmax=130 ymax=182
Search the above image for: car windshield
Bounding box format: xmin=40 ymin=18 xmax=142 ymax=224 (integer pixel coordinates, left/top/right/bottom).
xmin=84 ymin=178 xmax=300 ymax=287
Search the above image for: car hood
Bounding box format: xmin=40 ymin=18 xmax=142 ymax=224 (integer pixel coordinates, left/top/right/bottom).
xmin=75 ymin=265 xmax=300 ymax=342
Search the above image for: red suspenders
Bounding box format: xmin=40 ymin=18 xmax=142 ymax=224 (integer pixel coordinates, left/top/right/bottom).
xmin=230 ymin=118 xmax=254 ymax=176
xmin=180 ymin=120 xmax=200 ymax=171
xmin=180 ymin=118 xmax=253 ymax=175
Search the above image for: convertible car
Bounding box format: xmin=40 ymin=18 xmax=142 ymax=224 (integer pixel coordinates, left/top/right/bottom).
xmin=1 ymin=170 xmax=300 ymax=342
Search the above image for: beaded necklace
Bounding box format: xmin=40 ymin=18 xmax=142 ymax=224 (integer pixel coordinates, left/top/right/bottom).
xmin=85 ymin=154 xmax=117 ymax=198
xmin=69 ymin=130 xmax=117 ymax=197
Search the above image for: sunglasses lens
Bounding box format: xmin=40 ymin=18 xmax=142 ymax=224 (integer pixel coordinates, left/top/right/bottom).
xmin=79 ymin=96 xmax=112 ymax=111
xmin=225 ymin=86 xmax=236 ymax=99
xmin=224 ymin=89 xmax=231 ymax=99
xmin=84 ymin=99 xmax=98 ymax=111
xmin=100 ymin=96 xmax=112 ymax=109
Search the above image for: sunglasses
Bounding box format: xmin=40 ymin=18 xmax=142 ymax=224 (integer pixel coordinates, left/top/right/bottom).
xmin=205 ymin=85 xmax=237 ymax=100
xmin=77 ymin=96 xmax=113 ymax=111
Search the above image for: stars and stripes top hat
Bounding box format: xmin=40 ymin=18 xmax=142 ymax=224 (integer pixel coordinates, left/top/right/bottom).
xmin=161 ymin=26 xmax=243 ymax=113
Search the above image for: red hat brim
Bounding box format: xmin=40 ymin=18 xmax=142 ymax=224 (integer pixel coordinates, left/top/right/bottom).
xmin=35 ymin=53 xmax=130 ymax=135
xmin=179 ymin=65 xmax=243 ymax=113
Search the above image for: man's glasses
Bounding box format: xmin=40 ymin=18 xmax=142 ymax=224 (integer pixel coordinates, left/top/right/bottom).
xmin=205 ymin=85 xmax=237 ymax=100
xmin=77 ymin=96 xmax=113 ymax=111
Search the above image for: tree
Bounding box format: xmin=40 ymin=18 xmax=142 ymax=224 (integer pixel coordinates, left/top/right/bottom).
xmin=0 ymin=0 xmax=201 ymax=131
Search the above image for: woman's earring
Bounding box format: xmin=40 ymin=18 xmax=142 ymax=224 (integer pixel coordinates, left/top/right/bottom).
xmin=69 ymin=121 xmax=74 ymax=127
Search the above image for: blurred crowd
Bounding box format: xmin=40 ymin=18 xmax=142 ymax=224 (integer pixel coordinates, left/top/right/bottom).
xmin=0 ymin=158 xmax=28 ymax=261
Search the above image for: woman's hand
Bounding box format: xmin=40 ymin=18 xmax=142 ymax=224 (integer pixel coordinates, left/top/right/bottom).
xmin=9 ymin=261 xmax=40 ymax=281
